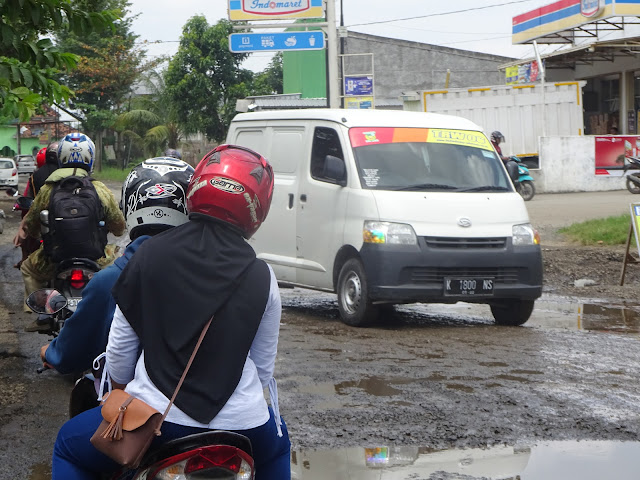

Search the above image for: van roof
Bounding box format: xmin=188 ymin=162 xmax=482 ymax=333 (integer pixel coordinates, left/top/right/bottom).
xmin=231 ymin=109 xmax=484 ymax=131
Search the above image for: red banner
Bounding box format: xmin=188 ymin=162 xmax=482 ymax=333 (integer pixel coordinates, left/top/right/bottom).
xmin=594 ymin=135 xmax=640 ymax=175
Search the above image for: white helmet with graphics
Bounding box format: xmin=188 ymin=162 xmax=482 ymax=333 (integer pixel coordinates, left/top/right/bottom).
xmin=121 ymin=157 xmax=194 ymax=239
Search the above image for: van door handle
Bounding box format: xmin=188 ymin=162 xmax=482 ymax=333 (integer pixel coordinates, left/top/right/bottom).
xmin=300 ymin=194 xmax=307 ymax=202
xmin=288 ymin=194 xmax=294 ymax=209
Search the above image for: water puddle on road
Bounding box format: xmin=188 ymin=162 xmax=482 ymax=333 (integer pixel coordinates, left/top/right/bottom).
xmin=291 ymin=441 xmax=640 ymax=479
xmin=528 ymin=299 xmax=640 ymax=335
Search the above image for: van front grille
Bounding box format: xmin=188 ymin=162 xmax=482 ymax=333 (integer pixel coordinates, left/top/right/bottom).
xmin=424 ymin=237 xmax=506 ymax=249
xmin=405 ymin=267 xmax=520 ymax=284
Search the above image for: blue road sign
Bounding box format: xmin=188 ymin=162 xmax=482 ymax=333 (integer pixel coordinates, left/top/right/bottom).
xmin=229 ymin=31 xmax=325 ymax=53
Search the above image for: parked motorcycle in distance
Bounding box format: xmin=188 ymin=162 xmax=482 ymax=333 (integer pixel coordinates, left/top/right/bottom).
xmin=509 ymin=156 xmax=535 ymax=201
xmin=623 ymin=156 xmax=640 ymax=194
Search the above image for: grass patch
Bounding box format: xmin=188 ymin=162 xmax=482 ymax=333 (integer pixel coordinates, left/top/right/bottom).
xmin=558 ymin=214 xmax=635 ymax=245
xmin=92 ymin=165 xmax=130 ymax=183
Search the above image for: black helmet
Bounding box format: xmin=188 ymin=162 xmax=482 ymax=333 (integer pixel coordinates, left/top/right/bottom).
xmin=163 ymin=148 xmax=182 ymax=160
xmin=490 ymin=131 xmax=505 ymax=144
xmin=121 ymin=157 xmax=194 ymax=240
xmin=45 ymin=141 xmax=59 ymax=165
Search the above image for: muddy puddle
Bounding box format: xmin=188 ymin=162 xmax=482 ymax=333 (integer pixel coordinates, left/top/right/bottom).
xmin=527 ymin=298 xmax=640 ymax=335
xmin=291 ymin=440 xmax=640 ymax=479
xmin=281 ymin=288 xmax=640 ymax=336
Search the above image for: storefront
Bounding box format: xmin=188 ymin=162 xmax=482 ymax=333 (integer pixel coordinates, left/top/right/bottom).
xmin=507 ymin=0 xmax=640 ymax=136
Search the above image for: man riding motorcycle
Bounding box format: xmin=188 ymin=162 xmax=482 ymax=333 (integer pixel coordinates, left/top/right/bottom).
xmin=16 ymin=133 xmax=125 ymax=312
xmin=39 ymin=157 xmax=194 ymax=374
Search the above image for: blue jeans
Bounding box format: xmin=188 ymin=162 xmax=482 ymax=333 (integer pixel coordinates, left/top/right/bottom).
xmin=52 ymin=406 xmax=291 ymax=479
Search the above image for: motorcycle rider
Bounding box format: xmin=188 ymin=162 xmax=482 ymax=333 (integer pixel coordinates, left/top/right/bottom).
xmin=52 ymin=145 xmax=291 ymax=479
xmin=39 ymin=157 xmax=194 ymax=374
xmin=31 ymin=141 xmax=60 ymax=196
xmin=16 ymin=133 xmax=125 ymax=312
xmin=490 ymin=131 xmax=508 ymax=162
xmin=491 ymin=130 xmax=519 ymax=182
xmin=12 ymin=146 xmax=51 ymax=268
xmin=163 ymin=147 xmax=181 ymax=159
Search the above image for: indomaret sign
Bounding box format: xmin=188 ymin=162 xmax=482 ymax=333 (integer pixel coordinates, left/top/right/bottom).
xmin=228 ymin=0 xmax=324 ymax=20
xmin=513 ymin=0 xmax=640 ymax=44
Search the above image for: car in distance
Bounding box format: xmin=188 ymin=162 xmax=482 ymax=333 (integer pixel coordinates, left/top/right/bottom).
xmin=14 ymin=154 xmax=36 ymax=174
xmin=0 ymin=158 xmax=19 ymax=189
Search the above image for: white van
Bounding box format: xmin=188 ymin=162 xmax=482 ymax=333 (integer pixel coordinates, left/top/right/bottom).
xmin=226 ymin=109 xmax=542 ymax=327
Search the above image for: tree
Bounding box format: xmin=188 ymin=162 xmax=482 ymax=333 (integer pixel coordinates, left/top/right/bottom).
xmin=0 ymin=0 xmax=119 ymax=121
xmin=252 ymin=53 xmax=283 ymax=96
xmin=56 ymin=0 xmax=158 ymax=169
xmin=165 ymin=17 xmax=253 ymax=143
xmin=115 ymin=70 xmax=183 ymax=165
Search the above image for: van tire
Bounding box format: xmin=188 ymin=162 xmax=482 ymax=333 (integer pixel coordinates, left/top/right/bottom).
xmin=337 ymin=258 xmax=379 ymax=327
xmin=490 ymin=299 xmax=535 ymax=326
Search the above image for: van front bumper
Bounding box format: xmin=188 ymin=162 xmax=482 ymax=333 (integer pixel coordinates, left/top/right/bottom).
xmin=359 ymin=239 xmax=543 ymax=304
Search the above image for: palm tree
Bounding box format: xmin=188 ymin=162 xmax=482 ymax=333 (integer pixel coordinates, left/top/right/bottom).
xmin=115 ymin=69 xmax=183 ymax=165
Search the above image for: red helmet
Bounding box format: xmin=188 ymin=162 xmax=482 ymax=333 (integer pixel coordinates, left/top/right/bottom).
xmin=187 ymin=144 xmax=274 ymax=239
xmin=35 ymin=147 xmax=47 ymax=168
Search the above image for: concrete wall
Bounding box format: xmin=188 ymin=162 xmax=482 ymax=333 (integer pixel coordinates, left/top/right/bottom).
xmin=343 ymin=32 xmax=513 ymax=107
xmin=535 ymin=136 xmax=624 ymax=193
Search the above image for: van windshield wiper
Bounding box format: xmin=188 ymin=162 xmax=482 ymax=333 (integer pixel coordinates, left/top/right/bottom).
xmin=391 ymin=183 xmax=458 ymax=191
xmin=459 ymin=185 xmax=510 ymax=192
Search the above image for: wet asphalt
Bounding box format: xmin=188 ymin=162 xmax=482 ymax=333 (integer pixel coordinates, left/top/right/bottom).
xmin=1 ymin=185 xmax=640 ymax=479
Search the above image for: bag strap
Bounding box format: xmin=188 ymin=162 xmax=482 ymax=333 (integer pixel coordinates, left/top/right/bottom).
xmin=155 ymin=316 xmax=214 ymax=433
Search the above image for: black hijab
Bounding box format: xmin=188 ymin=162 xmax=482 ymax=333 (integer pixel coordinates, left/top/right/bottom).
xmin=112 ymin=213 xmax=270 ymax=422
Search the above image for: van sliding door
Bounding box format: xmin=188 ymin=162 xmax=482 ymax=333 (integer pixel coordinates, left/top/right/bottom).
xmin=296 ymin=125 xmax=349 ymax=289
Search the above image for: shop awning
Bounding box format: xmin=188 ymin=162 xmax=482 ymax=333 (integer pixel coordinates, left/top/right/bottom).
xmin=499 ymin=36 xmax=640 ymax=70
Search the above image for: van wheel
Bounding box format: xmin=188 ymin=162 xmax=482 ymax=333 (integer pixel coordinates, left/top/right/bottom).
xmin=337 ymin=258 xmax=379 ymax=327
xmin=490 ymin=299 xmax=535 ymax=326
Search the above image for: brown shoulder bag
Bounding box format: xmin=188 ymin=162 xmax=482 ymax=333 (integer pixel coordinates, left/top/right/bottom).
xmin=90 ymin=316 xmax=213 ymax=469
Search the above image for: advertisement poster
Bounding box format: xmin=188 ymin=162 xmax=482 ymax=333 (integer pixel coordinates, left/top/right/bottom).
xmin=595 ymin=135 xmax=640 ymax=175
xmin=344 ymin=76 xmax=373 ymax=96
xmin=506 ymin=61 xmax=543 ymax=84
xmin=345 ymin=96 xmax=373 ymax=109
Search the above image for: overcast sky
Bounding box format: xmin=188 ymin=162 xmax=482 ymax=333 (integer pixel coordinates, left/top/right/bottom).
xmin=128 ymin=0 xmax=557 ymax=72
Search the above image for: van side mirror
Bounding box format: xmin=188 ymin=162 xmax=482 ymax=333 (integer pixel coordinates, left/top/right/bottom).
xmin=323 ymin=155 xmax=347 ymax=187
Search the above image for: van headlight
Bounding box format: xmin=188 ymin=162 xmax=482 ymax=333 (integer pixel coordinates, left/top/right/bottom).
xmin=512 ymin=223 xmax=540 ymax=246
xmin=363 ymin=221 xmax=418 ymax=245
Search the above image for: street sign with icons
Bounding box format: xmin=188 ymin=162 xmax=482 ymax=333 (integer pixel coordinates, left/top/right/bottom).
xmin=229 ymin=32 xmax=325 ymax=53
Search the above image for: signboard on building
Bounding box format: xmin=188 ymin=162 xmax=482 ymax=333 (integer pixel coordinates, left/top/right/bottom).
xmin=229 ymin=31 xmax=324 ymax=53
xmin=345 ymin=96 xmax=373 ymax=109
xmin=594 ymin=135 xmax=640 ymax=175
xmin=505 ymin=61 xmax=542 ymax=85
xmin=228 ymin=0 xmax=324 ymax=21
xmin=512 ymin=0 xmax=640 ymax=44
xmin=344 ymin=76 xmax=373 ymax=96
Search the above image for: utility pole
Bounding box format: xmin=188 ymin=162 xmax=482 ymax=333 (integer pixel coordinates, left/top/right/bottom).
xmin=325 ymin=0 xmax=340 ymax=108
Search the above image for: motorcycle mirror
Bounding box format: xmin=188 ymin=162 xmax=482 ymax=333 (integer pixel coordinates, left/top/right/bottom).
xmin=25 ymin=289 xmax=67 ymax=315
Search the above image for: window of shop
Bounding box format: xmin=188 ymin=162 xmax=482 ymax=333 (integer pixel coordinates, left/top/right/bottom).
xmin=584 ymin=76 xmax=620 ymax=135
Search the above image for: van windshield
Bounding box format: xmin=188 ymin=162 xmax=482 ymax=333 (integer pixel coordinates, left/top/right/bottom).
xmin=349 ymin=127 xmax=513 ymax=192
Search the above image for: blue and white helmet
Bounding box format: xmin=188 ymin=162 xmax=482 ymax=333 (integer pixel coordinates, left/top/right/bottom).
xmin=58 ymin=132 xmax=95 ymax=172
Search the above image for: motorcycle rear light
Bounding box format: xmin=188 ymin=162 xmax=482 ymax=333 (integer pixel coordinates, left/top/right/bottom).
xmin=146 ymin=446 xmax=254 ymax=480
xmin=70 ymin=269 xmax=85 ymax=289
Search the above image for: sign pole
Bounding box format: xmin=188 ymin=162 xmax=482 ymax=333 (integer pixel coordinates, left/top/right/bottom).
xmin=325 ymin=0 xmax=340 ymax=108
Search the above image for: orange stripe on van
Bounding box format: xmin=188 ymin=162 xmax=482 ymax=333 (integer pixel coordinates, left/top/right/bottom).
xmin=392 ymin=128 xmax=429 ymax=143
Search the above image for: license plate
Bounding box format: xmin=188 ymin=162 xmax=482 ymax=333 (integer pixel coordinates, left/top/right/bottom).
xmin=66 ymin=297 xmax=82 ymax=312
xmin=444 ymin=277 xmax=494 ymax=296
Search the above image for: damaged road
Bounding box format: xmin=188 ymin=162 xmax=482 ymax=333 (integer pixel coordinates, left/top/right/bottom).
xmin=1 ymin=188 xmax=640 ymax=480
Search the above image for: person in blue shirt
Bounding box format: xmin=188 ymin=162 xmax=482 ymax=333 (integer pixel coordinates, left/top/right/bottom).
xmin=39 ymin=157 xmax=195 ymax=375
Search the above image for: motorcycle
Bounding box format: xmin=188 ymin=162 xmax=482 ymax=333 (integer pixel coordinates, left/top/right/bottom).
xmin=22 ymin=208 xmax=100 ymax=335
xmin=27 ymin=290 xmax=257 ymax=479
xmin=623 ymin=156 xmax=640 ymax=194
xmin=509 ymin=156 xmax=535 ymax=201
